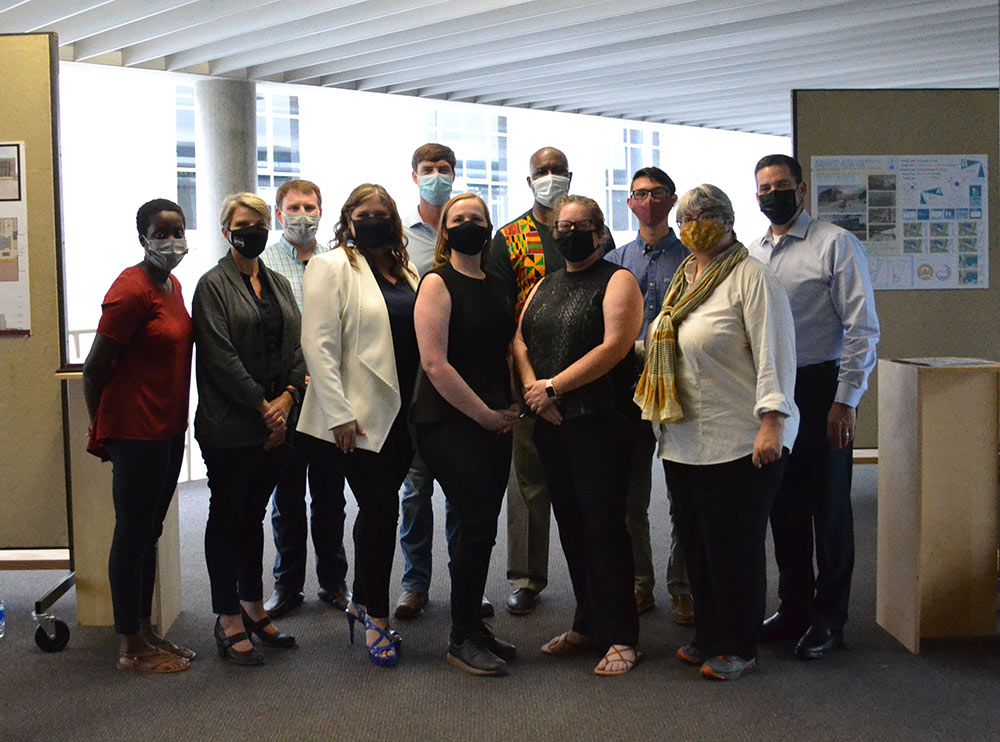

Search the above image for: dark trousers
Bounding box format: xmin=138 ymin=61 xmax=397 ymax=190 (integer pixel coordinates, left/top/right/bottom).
xmin=770 ymin=361 xmax=854 ymax=629
xmin=663 ymin=453 xmax=786 ymax=660
xmin=105 ymin=436 xmax=185 ymax=634
xmin=202 ymin=443 xmax=285 ymax=615
xmin=533 ymin=411 xmax=638 ymax=648
xmin=270 ymin=433 xmax=348 ymax=594
xmin=417 ymin=418 xmax=511 ymax=643
xmin=322 ymin=414 xmax=414 ymax=619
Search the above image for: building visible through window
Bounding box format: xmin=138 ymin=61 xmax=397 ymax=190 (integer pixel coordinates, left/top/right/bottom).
xmin=175 ymin=86 xmax=197 ymax=229
xmin=606 ymin=128 xmax=661 ymax=234
xmin=426 ymin=110 xmax=508 ymax=226
xmin=257 ymin=93 xmax=301 ymax=221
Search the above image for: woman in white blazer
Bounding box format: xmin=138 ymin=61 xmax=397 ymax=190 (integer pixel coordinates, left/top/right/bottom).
xmin=297 ymin=183 xmax=419 ymax=667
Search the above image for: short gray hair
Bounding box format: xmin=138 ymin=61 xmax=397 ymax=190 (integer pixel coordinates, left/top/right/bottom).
xmin=675 ymin=184 xmax=735 ymax=225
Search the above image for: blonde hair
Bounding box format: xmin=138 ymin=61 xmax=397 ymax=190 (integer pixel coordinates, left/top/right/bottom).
xmin=432 ymin=193 xmax=493 ymax=271
xmin=551 ymin=194 xmax=605 ymax=235
xmin=219 ymin=192 xmax=271 ymax=229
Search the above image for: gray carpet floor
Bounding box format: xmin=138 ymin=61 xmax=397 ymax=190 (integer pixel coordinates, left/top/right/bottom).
xmin=2 ymin=464 xmax=1000 ymax=741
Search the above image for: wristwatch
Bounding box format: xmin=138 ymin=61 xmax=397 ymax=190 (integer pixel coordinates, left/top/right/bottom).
xmin=545 ymin=379 xmax=559 ymax=399
xmin=285 ymin=386 xmax=302 ymax=406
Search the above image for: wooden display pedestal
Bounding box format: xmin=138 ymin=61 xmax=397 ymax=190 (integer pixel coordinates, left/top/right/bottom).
xmin=876 ymin=358 xmax=1000 ymax=653
xmin=60 ymin=373 xmax=182 ymax=632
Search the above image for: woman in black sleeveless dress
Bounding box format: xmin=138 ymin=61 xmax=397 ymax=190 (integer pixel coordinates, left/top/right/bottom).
xmin=412 ymin=193 xmax=520 ymax=676
xmin=513 ymin=195 xmax=644 ymax=676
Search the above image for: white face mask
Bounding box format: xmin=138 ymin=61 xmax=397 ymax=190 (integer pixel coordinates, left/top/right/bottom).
xmin=530 ymin=174 xmax=571 ymax=208
xmin=143 ymin=237 xmax=187 ymax=272
xmin=281 ymin=212 xmax=319 ymax=245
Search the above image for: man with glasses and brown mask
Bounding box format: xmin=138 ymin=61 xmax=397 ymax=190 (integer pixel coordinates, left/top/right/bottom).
xmin=605 ymin=167 xmax=693 ymax=625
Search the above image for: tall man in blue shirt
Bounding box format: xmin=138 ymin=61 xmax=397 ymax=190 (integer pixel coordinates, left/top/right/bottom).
xmin=748 ymin=154 xmax=879 ymax=660
xmin=262 ymin=179 xmax=350 ymax=617
xmin=604 ymin=167 xmax=692 ymax=624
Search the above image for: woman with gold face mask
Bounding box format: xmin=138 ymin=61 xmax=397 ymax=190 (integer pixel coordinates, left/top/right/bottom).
xmin=634 ymin=184 xmax=799 ymax=682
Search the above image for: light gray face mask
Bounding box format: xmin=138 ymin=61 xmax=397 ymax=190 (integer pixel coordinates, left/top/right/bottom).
xmin=143 ymin=237 xmax=188 ymax=272
xmin=281 ymin=212 xmax=320 ymax=245
xmin=530 ymin=174 xmax=571 ymax=208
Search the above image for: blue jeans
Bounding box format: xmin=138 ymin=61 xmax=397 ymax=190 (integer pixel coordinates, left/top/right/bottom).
xmin=270 ymin=433 xmax=348 ymax=594
xmin=398 ymin=449 xmax=456 ymax=593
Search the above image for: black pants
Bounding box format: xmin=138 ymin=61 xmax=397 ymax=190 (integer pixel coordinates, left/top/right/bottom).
xmin=770 ymin=361 xmax=854 ymax=630
xmin=201 ymin=443 xmax=285 ymax=615
xmin=320 ymin=414 xmax=414 ymax=619
xmin=417 ymin=418 xmax=511 ymax=643
xmin=270 ymin=433 xmax=348 ymax=594
xmin=663 ymin=453 xmax=786 ymax=660
xmin=533 ymin=410 xmax=638 ymax=648
xmin=105 ymin=436 xmax=185 ymax=634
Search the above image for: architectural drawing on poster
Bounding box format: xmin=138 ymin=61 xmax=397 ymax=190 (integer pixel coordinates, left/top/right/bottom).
xmin=812 ymin=155 xmax=990 ymax=290
xmin=0 ymin=142 xmax=29 ymax=332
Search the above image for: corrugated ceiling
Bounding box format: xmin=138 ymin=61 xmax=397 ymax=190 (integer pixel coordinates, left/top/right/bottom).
xmin=2 ymin=0 xmax=997 ymax=135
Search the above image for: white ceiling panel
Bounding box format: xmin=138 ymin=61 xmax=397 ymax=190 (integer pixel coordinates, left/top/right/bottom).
xmin=2 ymin=0 xmax=995 ymax=135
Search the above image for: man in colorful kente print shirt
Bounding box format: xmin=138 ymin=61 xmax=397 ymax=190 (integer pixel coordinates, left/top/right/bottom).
xmin=488 ymin=146 xmax=614 ymax=616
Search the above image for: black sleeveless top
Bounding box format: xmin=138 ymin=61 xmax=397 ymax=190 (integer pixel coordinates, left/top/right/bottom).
xmin=410 ymin=262 xmax=516 ymax=424
xmin=521 ymin=259 xmax=635 ymax=420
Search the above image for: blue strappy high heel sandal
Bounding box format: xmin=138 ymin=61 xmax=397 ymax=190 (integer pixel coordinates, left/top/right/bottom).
xmin=363 ymin=614 xmax=398 ymax=667
xmin=345 ymin=600 xmax=366 ymax=645
xmin=346 ymin=600 xmax=403 ymax=650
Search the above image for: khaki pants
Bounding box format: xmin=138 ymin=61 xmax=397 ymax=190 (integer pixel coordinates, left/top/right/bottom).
xmin=505 ymin=417 xmax=550 ymax=592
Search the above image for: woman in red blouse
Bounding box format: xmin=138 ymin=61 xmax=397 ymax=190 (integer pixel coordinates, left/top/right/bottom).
xmin=83 ymin=198 xmax=195 ymax=674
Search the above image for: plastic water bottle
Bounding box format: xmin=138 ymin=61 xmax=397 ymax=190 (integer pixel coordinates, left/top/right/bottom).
xmin=0 ymin=599 xmax=5 ymax=639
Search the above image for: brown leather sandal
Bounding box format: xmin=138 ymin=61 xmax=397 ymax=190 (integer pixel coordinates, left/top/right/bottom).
xmin=540 ymin=631 xmax=592 ymax=655
xmin=594 ymin=644 xmax=641 ymax=676
xmin=117 ymin=650 xmax=190 ymax=674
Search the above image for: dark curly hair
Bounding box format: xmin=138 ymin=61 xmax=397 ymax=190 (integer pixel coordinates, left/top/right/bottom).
xmin=136 ymin=198 xmax=185 ymax=236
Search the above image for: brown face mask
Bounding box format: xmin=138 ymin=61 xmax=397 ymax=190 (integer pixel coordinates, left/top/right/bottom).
xmin=630 ymin=197 xmax=673 ymax=227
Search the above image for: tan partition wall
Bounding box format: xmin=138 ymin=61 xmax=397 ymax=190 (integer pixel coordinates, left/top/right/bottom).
xmin=0 ymin=34 xmax=68 ymax=547
xmin=793 ymin=89 xmax=1000 ymax=447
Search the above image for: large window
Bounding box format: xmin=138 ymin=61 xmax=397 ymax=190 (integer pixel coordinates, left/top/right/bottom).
xmin=426 ymin=110 xmax=509 ymax=226
xmin=257 ymin=93 xmax=301 ymax=220
xmin=605 ymin=128 xmax=661 ymax=234
xmin=175 ymin=86 xmax=197 ymax=229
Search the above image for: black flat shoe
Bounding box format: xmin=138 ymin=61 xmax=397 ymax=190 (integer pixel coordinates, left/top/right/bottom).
xmin=214 ymin=617 xmax=264 ymax=666
xmin=241 ymin=608 xmax=296 ymax=648
xmin=794 ymin=624 xmax=843 ymax=660
xmin=759 ymin=611 xmax=809 ymax=642
xmin=447 ymin=634 xmax=508 ymax=676
xmin=506 ymin=588 xmax=538 ymax=616
xmin=263 ymin=590 xmax=304 ymax=618
xmin=480 ymin=624 xmax=517 ymax=662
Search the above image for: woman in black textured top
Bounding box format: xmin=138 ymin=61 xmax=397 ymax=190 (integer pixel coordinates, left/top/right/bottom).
xmin=412 ymin=193 xmax=520 ymax=676
xmin=514 ymin=195 xmax=644 ymax=676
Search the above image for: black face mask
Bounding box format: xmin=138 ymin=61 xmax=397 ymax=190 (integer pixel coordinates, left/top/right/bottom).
xmin=228 ymin=225 xmax=269 ymax=259
xmin=555 ymin=229 xmax=597 ymax=263
xmin=758 ymin=188 xmax=800 ymax=226
xmin=447 ymin=221 xmax=491 ymax=256
xmin=352 ymin=217 xmax=394 ymax=250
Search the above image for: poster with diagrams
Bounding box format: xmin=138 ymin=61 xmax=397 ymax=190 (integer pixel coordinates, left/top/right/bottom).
xmin=0 ymin=142 xmax=30 ymax=332
xmin=811 ymin=154 xmax=989 ymax=290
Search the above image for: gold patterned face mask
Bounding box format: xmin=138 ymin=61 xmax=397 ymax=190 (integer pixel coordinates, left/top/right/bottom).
xmin=679 ymin=219 xmax=728 ymax=253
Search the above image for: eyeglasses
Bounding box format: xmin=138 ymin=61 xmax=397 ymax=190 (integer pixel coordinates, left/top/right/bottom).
xmin=555 ymin=219 xmax=596 ymax=232
xmin=629 ymin=187 xmax=671 ymax=201
xmin=676 ymin=213 xmax=724 ymax=226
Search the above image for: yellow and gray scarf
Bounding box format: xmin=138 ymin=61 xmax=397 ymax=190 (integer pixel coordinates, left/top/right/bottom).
xmin=634 ymin=242 xmax=748 ymax=423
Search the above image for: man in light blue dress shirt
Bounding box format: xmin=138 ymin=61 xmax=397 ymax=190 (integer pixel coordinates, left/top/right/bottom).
xmin=262 ymin=179 xmax=350 ymax=617
xmin=748 ymin=154 xmax=879 ymax=660
xmin=605 ymin=166 xmax=692 ymax=624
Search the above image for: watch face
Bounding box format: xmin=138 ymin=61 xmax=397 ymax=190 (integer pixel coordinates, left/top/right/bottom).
xmin=546 ymin=385 xmax=557 ymax=398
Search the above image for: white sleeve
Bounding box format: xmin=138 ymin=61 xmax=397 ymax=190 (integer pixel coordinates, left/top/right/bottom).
xmin=301 ymin=257 xmax=356 ymax=429
xmin=830 ymin=232 xmax=880 ymax=407
xmin=741 ymin=264 xmax=798 ymax=420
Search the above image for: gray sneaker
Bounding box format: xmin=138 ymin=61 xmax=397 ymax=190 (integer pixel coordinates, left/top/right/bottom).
xmin=676 ymin=643 xmax=705 ymax=666
xmin=700 ymin=654 xmax=757 ymax=681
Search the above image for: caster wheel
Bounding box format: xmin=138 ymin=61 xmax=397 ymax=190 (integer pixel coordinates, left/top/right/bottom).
xmin=35 ymin=620 xmax=70 ymax=652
